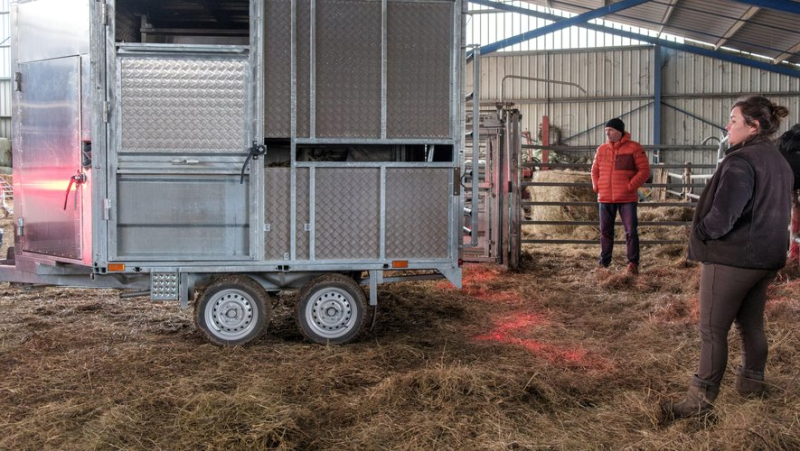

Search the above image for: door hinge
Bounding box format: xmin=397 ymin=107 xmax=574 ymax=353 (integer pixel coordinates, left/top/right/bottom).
xmin=103 ymin=198 xmax=111 ymax=220
xmin=13 ymin=72 xmax=21 ymax=92
xmin=102 ymin=101 xmax=109 ymax=123
xmin=16 ymin=217 xmax=24 ymax=236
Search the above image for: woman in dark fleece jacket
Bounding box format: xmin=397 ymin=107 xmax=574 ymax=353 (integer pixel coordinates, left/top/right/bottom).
xmin=662 ymin=96 xmax=793 ymax=421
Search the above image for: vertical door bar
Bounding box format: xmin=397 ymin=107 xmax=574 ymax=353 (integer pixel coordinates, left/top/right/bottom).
xmin=290 ymin=0 xmax=297 ymax=260
xmin=309 ymin=166 xmax=316 ymax=260
xmin=379 ymin=166 xmax=386 ymax=260
xmin=310 ymin=0 xmax=316 ymax=138
xmin=252 ymin=0 xmax=265 ymax=261
xmin=380 ymin=0 xmax=388 ymax=139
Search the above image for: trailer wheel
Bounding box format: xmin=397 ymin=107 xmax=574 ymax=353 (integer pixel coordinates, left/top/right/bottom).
xmin=195 ymin=276 xmax=271 ymax=346
xmin=296 ymin=274 xmax=367 ymax=344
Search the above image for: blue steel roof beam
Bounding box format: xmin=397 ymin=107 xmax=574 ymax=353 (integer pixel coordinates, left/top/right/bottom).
xmin=468 ymin=0 xmax=800 ymax=78
xmin=729 ymin=0 xmax=800 ymax=15
xmin=474 ymin=0 xmax=652 ymax=55
xmin=471 ymin=3 xmax=799 ymax=52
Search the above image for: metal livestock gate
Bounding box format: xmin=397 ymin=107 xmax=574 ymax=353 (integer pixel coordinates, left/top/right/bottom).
xmin=3 ymin=0 xmax=465 ymax=346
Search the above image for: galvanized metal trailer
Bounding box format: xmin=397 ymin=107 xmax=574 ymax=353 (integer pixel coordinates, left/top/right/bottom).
xmin=3 ymin=0 xmax=465 ymax=345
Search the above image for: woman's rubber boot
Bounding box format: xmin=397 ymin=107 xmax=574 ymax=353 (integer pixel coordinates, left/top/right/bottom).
xmin=735 ymin=366 xmax=766 ymax=397
xmin=661 ymin=376 xmax=719 ymax=421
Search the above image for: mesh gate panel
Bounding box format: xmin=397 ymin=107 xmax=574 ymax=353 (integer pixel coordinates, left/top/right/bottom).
xmin=316 ymin=168 xmax=380 ymax=259
xmin=316 ymin=0 xmax=381 ymax=138
xmin=387 ymin=1 xmax=452 ymax=139
xmin=265 ymin=168 xmax=290 ymax=260
xmin=264 ymin=0 xmax=292 ymax=138
xmin=386 ymin=168 xmax=450 ymax=258
xmin=264 ymin=168 xmax=310 ymax=260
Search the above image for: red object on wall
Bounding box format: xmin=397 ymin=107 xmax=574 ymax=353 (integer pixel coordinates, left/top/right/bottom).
xmin=541 ymin=115 xmax=549 ymax=171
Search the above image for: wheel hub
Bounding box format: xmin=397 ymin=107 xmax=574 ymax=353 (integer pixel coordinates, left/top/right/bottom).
xmin=310 ymin=291 xmax=352 ymax=333
xmin=209 ymin=292 xmax=254 ymax=335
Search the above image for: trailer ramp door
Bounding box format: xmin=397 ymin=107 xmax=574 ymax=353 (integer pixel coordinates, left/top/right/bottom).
xmin=111 ymin=47 xmax=252 ymax=261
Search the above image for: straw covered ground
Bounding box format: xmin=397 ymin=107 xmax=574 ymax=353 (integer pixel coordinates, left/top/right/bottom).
xmin=1 ymin=223 xmax=799 ymax=449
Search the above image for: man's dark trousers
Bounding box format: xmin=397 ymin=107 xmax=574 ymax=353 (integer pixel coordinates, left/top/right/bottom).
xmin=598 ymin=202 xmax=639 ymax=267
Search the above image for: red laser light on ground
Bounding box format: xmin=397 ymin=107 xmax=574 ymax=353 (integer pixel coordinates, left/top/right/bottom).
xmin=474 ymin=313 xmax=611 ymax=370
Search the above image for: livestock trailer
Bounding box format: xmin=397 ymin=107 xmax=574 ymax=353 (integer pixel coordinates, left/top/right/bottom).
xmin=3 ymin=0 xmax=465 ymax=345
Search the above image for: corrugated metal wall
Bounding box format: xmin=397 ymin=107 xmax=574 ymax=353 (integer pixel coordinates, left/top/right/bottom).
xmin=1 ymin=0 xmax=10 ymax=139
xmin=468 ymin=46 xmax=655 ymax=151
xmin=468 ymin=46 xmax=800 ymax=167
xmin=661 ymin=49 xmax=800 ymax=168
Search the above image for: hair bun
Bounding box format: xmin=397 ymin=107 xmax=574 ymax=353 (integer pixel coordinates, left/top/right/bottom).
xmin=733 ymin=96 xmax=788 ymax=138
xmin=773 ymin=105 xmax=789 ymax=119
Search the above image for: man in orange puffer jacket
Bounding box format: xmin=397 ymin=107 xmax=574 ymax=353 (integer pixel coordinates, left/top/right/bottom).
xmin=591 ymin=118 xmax=651 ymax=274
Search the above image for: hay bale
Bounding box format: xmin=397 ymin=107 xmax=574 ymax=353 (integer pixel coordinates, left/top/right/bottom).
xmin=525 ymin=170 xmax=597 ymax=239
xmin=638 ymin=206 xmax=693 ymax=242
xmin=523 ymin=171 xmax=693 ymax=243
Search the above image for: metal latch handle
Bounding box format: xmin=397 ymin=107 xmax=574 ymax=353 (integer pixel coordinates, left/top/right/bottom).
xmin=240 ymin=142 xmax=267 ymax=184
xmin=63 ymin=171 xmax=87 ymax=210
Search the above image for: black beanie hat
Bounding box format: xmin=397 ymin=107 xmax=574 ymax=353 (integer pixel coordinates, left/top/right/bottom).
xmin=605 ymin=118 xmax=625 ymax=134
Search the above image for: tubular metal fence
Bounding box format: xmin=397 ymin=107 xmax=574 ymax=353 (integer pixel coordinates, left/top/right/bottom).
xmin=520 ymin=144 xmax=718 ymax=245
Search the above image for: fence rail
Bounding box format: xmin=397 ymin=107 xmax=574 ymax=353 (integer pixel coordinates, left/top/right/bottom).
xmin=520 ymin=146 xmax=713 ymax=245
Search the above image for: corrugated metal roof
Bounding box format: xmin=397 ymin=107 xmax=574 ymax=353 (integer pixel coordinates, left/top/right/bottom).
xmin=521 ymin=0 xmax=800 ymax=66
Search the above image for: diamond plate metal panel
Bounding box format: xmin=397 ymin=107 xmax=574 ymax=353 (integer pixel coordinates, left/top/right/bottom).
xmin=386 ymin=169 xmax=450 ymax=259
xmin=120 ymin=56 xmax=246 ymax=153
xmin=316 ymin=0 xmax=381 ymax=138
xmin=296 ymin=169 xmax=310 ymax=260
xmin=296 ymin=1 xmax=311 ymax=138
xmin=264 ymin=0 xmax=292 ymax=138
xmin=150 ymin=272 xmax=179 ymax=301
xmin=316 ymin=169 xmax=380 ymax=259
xmin=387 ymin=1 xmax=452 ymax=139
xmin=265 ymin=168 xmax=291 ymax=260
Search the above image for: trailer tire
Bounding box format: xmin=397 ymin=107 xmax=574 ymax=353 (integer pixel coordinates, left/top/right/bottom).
xmin=296 ymin=273 xmax=367 ymax=345
xmin=195 ymin=275 xmax=271 ymax=346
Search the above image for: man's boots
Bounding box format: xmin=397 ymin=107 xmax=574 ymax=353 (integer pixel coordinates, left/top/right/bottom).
xmin=661 ymin=376 xmax=719 ymax=421
xmin=735 ymin=366 xmax=766 ymax=397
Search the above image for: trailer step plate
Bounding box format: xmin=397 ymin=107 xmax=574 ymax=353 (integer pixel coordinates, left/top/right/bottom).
xmin=150 ymin=272 xmax=179 ymax=301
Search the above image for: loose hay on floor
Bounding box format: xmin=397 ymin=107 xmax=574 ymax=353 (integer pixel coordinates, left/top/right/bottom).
xmin=0 ymin=241 xmax=798 ymax=450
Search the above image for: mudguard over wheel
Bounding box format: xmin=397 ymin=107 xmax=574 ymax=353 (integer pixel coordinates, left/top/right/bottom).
xmin=195 ymin=275 xmax=271 ymax=346
xmin=296 ymin=273 xmax=368 ymax=344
